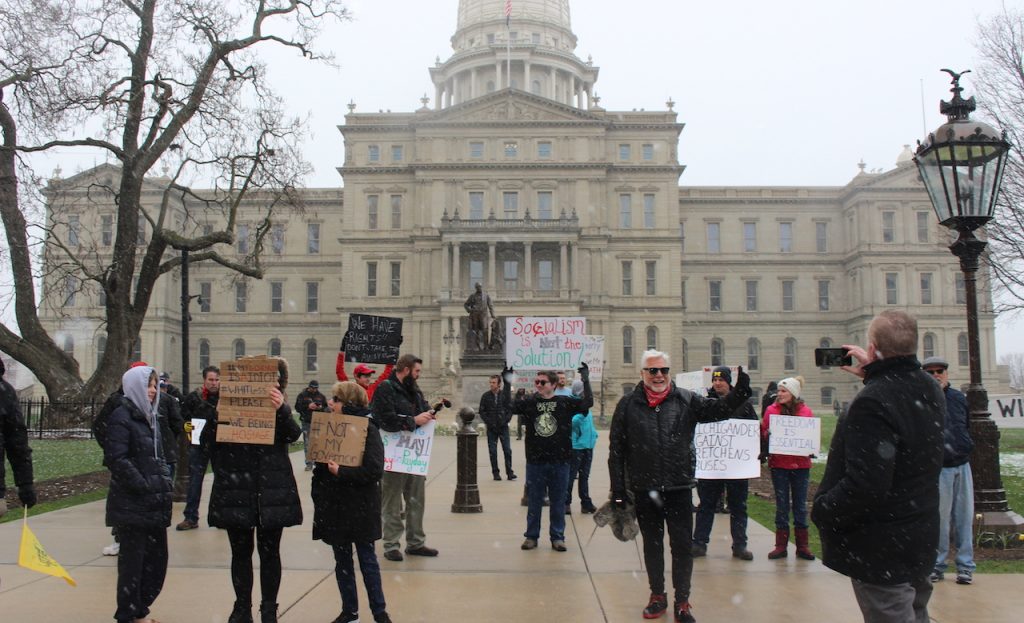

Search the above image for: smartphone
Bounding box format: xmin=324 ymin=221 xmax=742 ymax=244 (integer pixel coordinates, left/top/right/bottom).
xmin=815 ymin=347 xmax=852 ymax=367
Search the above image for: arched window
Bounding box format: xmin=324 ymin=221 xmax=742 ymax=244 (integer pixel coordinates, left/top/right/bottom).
xmin=268 ymin=339 xmax=281 ymax=358
xmin=305 ymin=339 xmax=318 ymax=371
xmin=233 ymin=338 xmax=246 ymax=359
xmin=198 ymin=339 xmax=210 ymax=370
xmin=96 ymin=336 xmax=107 ymax=368
xmin=958 ymin=332 xmax=969 ymax=367
xmin=710 ymin=338 xmax=724 ymax=366
xmin=681 ymin=339 xmax=688 ymax=372
xmin=784 ymin=338 xmax=797 ymax=371
xmin=646 ymin=326 xmax=658 ymax=350
xmin=922 ymin=333 xmax=936 ymax=360
xmin=622 ymin=326 xmax=634 ymax=364
xmin=747 ymin=338 xmax=760 ymax=371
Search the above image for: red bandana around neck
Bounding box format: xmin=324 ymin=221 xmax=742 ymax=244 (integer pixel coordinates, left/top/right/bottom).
xmin=643 ymin=383 xmax=671 ymax=408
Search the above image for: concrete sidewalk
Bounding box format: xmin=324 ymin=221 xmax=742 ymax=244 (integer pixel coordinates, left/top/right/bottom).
xmin=1 ymin=432 xmax=1021 ymax=622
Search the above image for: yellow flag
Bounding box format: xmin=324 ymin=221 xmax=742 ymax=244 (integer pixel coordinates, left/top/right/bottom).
xmin=18 ymin=508 xmax=76 ymax=586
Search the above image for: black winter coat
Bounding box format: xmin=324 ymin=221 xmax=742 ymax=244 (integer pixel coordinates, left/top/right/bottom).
xmin=371 ymin=373 xmax=430 ymax=433
xmin=294 ymin=388 xmax=328 ymax=424
xmin=157 ymin=392 xmax=184 ymax=465
xmin=0 ymin=378 xmax=33 ymax=496
xmin=311 ymin=406 xmax=384 ymax=545
xmin=812 ymin=356 xmax=944 ymax=585
xmin=942 ymin=385 xmax=972 ymax=467
xmin=104 ymin=398 xmax=173 ymax=528
xmin=478 ymin=390 xmax=511 ymax=431
xmin=206 ymin=404 xmax=303 ymax=529
xmin=608 ymin=382 xmax=750 ymax=496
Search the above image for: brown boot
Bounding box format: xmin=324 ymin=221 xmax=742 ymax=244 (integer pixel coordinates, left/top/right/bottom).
xmin=794 ymin=527 xmax=816 ymax=560
xmin=767 ymin=528 xmax=789 ymax=559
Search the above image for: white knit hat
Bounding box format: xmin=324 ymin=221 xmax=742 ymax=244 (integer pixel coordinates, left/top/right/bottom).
xmin=777 ymin=376 xmax=803 ymax=400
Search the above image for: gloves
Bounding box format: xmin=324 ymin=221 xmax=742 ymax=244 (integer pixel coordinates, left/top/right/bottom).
xmin=612 ymin=491 xmax=628 ymax=510
xmin=340 ymin=331 xmax=351 ymax=352
xmin=501 ymin=365 xmax=515 ymax=385
xmin=735 ymin=365 xmax=750 ymax=393
xmin=577 ymin=361 xmax=590 ymax=382
xmin=758 ymin=452 xmax=768 ymax=465
xmin=19 ymin=485 xmax=37 ymax=509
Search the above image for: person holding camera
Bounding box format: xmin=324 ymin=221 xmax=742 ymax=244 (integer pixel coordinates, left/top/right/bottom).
xmin=295 ymin=380 xmax=328 ymax=472
xmin=608 ymin=351 xmax=751 ymax=623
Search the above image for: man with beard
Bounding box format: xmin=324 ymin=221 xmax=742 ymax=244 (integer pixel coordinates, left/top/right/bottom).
xmin=371 ymin=354 xmax=439 ymax=561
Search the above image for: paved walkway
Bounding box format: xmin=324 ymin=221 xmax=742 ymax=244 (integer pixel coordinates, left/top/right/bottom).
xmin=1 ymin=432 xmax=1021 ymax=622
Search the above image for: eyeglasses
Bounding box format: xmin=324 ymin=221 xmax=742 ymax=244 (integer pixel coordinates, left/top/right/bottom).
xmin=925 ymin=368 xmax=946 ymax=376
xmin=534 ymin=380 xmax=550 ymax=386
xmin=643 ymin=367 xmax=670 ymax=376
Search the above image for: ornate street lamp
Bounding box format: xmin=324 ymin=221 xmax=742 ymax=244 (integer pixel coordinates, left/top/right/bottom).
xmin=914 ymin=69 xmax=1022 ymax=530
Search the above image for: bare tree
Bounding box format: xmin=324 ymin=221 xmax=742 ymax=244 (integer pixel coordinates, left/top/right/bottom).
xmin=0 ymin=0 xmax=348 ymax=404
xmin=973 ymin=7 xmax=1024 ymax=312
xmin=999 ymin=352 xmax=1024 ymax=390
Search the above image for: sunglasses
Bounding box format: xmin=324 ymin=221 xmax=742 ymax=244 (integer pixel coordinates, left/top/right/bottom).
xmin=925 ymin=368 xmax=946 ymax=375
xmin=644 ymin=367 xmax=670 ymax=376
xmin=534 ymin=379 xmax=550 ymax=386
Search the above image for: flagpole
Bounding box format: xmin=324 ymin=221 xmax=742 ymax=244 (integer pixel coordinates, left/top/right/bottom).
xmin=505 ymin=0 xmax=512 ymax=88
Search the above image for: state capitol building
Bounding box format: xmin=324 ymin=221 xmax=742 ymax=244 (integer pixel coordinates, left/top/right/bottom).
xmin=38 ymin=0 xmax=1007 ymax=411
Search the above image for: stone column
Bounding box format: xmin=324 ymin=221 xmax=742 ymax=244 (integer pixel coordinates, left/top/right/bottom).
xmin=569 ymin=242 xmax=578 ymax=292
xmin=495 ymin=60 xmax=502 ymax=92
xmin=435 ymin=83 xmax=443 ymax=110
xmin=560 ymin=241 xmax=568 ymax=296
xmin=470 ymin=67 xmax=477 ymax=100
xmin=452 ymin=73 xmax=460 ymax=106
xmin=488 ymin=242 xmax=496 ymax=290
xmin=452 ymin=243 xmax=462 ymax=297
xmin=524 ymin=242 xmax=533 ymax=296
xmin=524 ymin=61 xmax=531 ymax=93
xmin=441 ymin=242 xmax=451 ymax=298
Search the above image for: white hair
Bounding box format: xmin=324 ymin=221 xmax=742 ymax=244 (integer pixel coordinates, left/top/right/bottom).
xmin=640 ymin=349 xmax=671 ymax=369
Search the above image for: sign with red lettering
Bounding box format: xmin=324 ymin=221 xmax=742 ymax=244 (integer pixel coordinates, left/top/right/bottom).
xmin=216 ymin=357 xmax=280 ymax=445
xmin=505 ymin=316 xmax=587 ymax=371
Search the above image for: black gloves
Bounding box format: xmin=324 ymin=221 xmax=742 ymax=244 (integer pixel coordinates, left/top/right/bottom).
xmin=19 ymin=485 xmax=37 ymax=509
xmin=501 ymin=365 xmax=515 ymax=385
xmin=735 ymin=365 xmax=750 ymax=393
xmin=577 ymin=361 xmax=590 ymax=382
xmin=340 ymin=331 xmax=350 ymax=352
xmin=612 ymin=491 xmax=628 ymax=510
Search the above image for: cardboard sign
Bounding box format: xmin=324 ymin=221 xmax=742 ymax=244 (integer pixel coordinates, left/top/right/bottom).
xmin=694 ymin=418 xmax=761 ymax=479
xmin=768 ymin=415 xmax=821 ymax=456
xmin=989 ymin=394 xmax=1024 ymax=429
xmin=381 ymin=420 xmax=435 ymax=475
xmin=189 ymin=418 xmax=206 ymax=445
xmin=216 ymin=357 xmax=279 ymax=445
xmin=579 ymin=335 xmax=605 ymax=381
xmin=308 ymin=412 xmax=369 ymax=466
xmin=344 ymin=313 xmax=403 ymax=364
xmin=505 ymin=316 xmax=587 ymax=370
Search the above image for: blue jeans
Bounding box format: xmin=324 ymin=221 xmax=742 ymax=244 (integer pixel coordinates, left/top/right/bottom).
xmin=332 ymin=542 xmax=386 ymax=617
xmin=301 ymin=421 xmax=312 ymax=467
xmin=693 ymin=478 xmax=749 ymax=549
xmin=525 ymin=461 xmax=570 ymax=541
xmin=566 ymin=449 xmax=593 ymax=507
xmin=486 ymin=425 xmax=514 ymax=476
xmin=935 ymin=463 xmax=975 ymax=573
xmin=771 ymin=467 xmax=809 ymax=530
xmin=183 ymin=445 xmax=209 ymax=523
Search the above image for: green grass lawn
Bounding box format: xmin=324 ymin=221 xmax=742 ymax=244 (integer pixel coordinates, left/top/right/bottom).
xmin=3 ymin=438 xmax=105 ymax=488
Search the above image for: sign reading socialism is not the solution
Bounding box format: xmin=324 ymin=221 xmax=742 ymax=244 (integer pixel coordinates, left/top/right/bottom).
xmin=216 ymin=357 xmax=280 ymax=445
xmin=505 ymin=316 xmax=587 ymax=371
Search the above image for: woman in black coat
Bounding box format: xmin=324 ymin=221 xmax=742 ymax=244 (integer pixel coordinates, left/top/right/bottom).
xmin=103 ymin=365 xmax=172 ymax=623
xmin=204 ymin=360 xmax=302 ymax=623
xmin=311 ymin=381 xmax=391 ymax=623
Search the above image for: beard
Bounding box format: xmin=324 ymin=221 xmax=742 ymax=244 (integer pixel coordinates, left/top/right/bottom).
xmin=402 ymin=373 xmax=419 ymax=394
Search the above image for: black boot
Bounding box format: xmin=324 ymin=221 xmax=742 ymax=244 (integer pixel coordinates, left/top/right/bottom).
xmin=228 ymin=600 xmax=253 ymax=623
xmin=259 ymin=601 xmax=278 ymax=623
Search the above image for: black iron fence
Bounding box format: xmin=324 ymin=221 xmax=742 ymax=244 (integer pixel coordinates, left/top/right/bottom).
xmin=18 ymin=398 xmax=100 ymax=439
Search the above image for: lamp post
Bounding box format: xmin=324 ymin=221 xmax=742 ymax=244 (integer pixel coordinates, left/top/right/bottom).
xmin=914 ymin=69 xmax=1023 ymax=530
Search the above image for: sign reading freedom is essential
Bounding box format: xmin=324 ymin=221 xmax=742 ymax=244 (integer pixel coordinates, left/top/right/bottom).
xmin=769 ymin=415 xmax=821 ymax=456
xmin=344 ymin=314 xmax=403 ymax=364
xmin=308 ymin=412 xmax=369 ymax=466
xmin=216 ymin=357 xmax=279 ymax=445
xmin=381 ymin=420 xmax=435 ymax=476
xmin=694 ymin=418 xmax=761 ymax=479
xmin=505 ymin=316 xmax=587 ymax=370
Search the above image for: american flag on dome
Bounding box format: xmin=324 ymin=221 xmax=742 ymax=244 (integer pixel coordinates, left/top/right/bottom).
xmin=505 ymin=0 xmax=512 ymax=27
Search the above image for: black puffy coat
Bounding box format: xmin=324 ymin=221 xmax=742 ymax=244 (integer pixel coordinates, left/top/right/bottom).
xmin=812 ymin=356 xmax=944 ymax=585
xmin=0 ymin=377 xmax=33 ymax=497
xmin=157 ymin=392 xmax=183 ymax=465
xmin=311 ymin=406 xmax=384 ymax=545
xmin=104 ymin=397 xmax=173 ymax=528
xmin=608 ymin=381 xmax=751 ymax=496
xmin=478 ymin=389 xmax=511 ymax=431
xmin=372 ymin=373 xmax=430 ymax=433
xmin=294 ymin=387 xmax=328 ymax=424
xmin=206 ymin=404 xmax=303 ymax=529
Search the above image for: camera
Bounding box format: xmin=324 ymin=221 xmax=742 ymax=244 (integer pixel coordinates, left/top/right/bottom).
xmin=814 ymin=347 xmax=852 ymax=367
xmin=432 ymin=399 xmax=452 ymax=413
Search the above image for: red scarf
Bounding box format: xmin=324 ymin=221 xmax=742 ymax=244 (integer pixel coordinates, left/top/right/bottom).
xmin=643 ymin=383 xmax=671 ymax=408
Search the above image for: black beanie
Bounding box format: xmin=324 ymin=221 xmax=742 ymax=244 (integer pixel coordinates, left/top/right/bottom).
xmin=711 ymin=366 xmax=732 ymax=386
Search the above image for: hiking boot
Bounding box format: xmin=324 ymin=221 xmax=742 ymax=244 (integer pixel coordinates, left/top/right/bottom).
xmin=674 ymin=601 xmax=696 ymax=623
xmin=259 ymin=601 xmax=278 ymax=623
xmin=642 ymin=592 xmax=668 ymax=619
xmin=383 ymin=549 xmax=403 ymax=561
xmin=956 ymin=569 xmax=973 ymax=585
xmin=690 ymin=542 xmax=707 ymax=557
xmin=228 ymin=601 xmax=253 ymax=623
xmin=929 ymin=570 xmax=944 ymax=583
xmin=732 ymin=547 xmax=753 ymax=561
xmin=521 ymin=538 xmax=538 ymax=550
xmin=175 ymin=519 xmax=198 ymax=531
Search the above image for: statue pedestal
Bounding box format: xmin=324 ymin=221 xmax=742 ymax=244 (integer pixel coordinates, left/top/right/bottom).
xmin=459 ymin=352 xmax=505 ymax=417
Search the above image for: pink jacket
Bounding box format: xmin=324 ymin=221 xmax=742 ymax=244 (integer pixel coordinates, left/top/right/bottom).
xmin=761 ymin=402 xmax=815 ymax=470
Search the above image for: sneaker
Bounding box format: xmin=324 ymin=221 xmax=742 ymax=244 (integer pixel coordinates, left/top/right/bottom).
xmin=373 ymin=613 xmax=392 ymax=623
xmin=732 ymin=547 xmax=753 ymax=561
xmin=674 ymin=601 xmax=696 ymax=623
xmin=405 ymin=545 xmax=438 ymax=557
xmin=383 ymin=550 xmax=403 ymax=562
xmin=175 ymin=519 xmax=198 ymax=531
xmin=642 ymin=592 xmax=668 ymax=619
xmin=690 ymin=542 xmax=707 ymax=557
xmin=332 ymin=613 xmax=358 ymax=623
xmin=929 ymin=570 xmax=944 ymax=583
xmin=551 ymin=540 xmax=567 ymax=552
xmin=521 ymin=538 xmax=538 ymax=550
xmin=101 ymin=542 xmax=120 ymax=556
xmin=956 ymin=569 xmax=973 ymax=585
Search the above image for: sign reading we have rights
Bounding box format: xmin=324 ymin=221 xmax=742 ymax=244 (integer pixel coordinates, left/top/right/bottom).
xmin=216 ymin=357 xmax=279 ymax=445
xmin=505 ymin=316 xmax=587 ymax=370
xmin=344 ymin=313 xmax=403 ymax=365
xmin=769 ymin=415 xmax=821 ymax=456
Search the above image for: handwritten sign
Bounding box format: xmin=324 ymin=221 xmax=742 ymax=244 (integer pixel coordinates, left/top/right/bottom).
xmin=694 ymin=418 xmax=761 ymax=479
xmin=381 ymin=420 xmax=435 ymax=476
xmin=216 ymin=357 xmax=279 ymax=445
xmin=989 ymin=394 xmax=1024 ymax=429
xmin=579 ymin=335 xmax=604 ymax=381
xmin=768 ymin=415 xmax=821 ymax=456
xmin=344 ymin=313 xmax=403 ymax=364
xmin=308 ymin=412 xmax=369 ymax=466
xmin=505 ymin=316 xmax=587 ymax=370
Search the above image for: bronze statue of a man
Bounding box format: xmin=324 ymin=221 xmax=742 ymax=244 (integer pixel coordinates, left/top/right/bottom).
xmin=464 ymin=283 xmax=495 ymax=351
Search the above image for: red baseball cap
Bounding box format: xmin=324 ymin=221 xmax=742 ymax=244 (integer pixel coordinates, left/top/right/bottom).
xmin=353 ymin=364 xmax=376 ymax=376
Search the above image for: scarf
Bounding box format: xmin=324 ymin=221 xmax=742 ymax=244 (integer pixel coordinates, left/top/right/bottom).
xmin=643 ymin=383 xmax=670 ymax=408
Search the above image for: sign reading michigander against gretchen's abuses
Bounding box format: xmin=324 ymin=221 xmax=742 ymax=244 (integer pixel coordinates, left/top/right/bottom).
xmin=216 ymin=357 xmax=279 ymax=445
xmin=769 ymin=415 xmax=821 ymax=456
xmin=309 ymin=411 xmax=369 ymax=466
xmin=344 ymin=313 xmax=403 ymax=365
xmin=505 ymin=316 xmax=587 ymax=371
xmin=381 ymin=420 xmax=436 ymax=476
xmin=694 ymin=418 xmax=761 ymax=479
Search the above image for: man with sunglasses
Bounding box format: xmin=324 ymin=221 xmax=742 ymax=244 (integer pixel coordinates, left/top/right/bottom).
xmin=503 ymin=362 xmax=592 ymax=552
xmin=921 ymin=356 xmax=975 ymax=586
xmin=608 ymin=351 xmax=750 ymax=623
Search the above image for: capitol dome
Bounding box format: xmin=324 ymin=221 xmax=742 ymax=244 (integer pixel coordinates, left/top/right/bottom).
xmin=457 ymin=0 xmax=572 ymax=32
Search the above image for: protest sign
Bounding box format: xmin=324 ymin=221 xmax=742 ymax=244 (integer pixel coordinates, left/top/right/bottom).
xmin=694 ymin=418 xmax=761 ymax=479
xmin=344 ymin=313 xmax=403 ymax=364
xmin=579 ymin=335 xmax=604 ymax=381
xmin=989 ymin=394 xmax=1024 ymax=429
xmin=768 ymin=415 xmax=821 ymax=456
xmin=189 ymin=418 xmax=206 ymax=445
xmin=505 ymin=316 xmax=587 ymax=370
xmin=381 ymin=420 xmax=435 ymax=476
xmin=308 ymin=412 xmax=369 ymax=466
xmin=216 ymin=357 xmax=279 ymax=445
